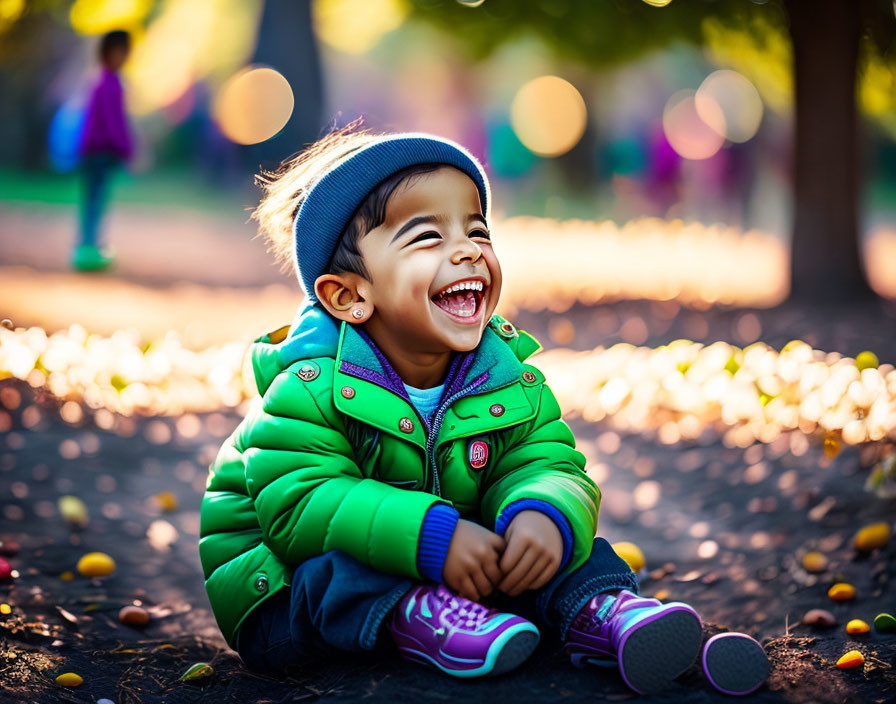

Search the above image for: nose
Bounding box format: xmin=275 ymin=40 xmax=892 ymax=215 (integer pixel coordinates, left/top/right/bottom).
xmin=450 ymin=234 xmax=483 ymax=265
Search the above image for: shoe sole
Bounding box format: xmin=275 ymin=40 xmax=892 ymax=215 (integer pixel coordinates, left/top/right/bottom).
xmin=490 ymin=628 xmax=540 ymax=677
xmin=702 ymin=632 xmax=769 ymax=696
xmin=399 ymin=622 xmax=539 ymax=678
xmin=617 ymin=604 xmax=703 ymax=695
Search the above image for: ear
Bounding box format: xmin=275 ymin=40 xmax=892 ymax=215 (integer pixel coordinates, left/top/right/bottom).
xmin=314 ymin=273 xmax=372 ymax=324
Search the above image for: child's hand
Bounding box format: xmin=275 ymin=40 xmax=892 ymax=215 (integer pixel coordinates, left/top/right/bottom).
xmin=442 ymin=518 xmax=506 ymax=602
xmin=496 ymin=510 xmax=563 ymax=597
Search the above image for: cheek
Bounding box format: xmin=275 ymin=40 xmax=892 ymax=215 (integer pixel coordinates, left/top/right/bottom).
xmin=379 ymin=265 xmax=434 ymax=314
xmin=483 ymin=251 xmax=503 ymax=290
xmin=400 ymin=257 xmax=439 ymax=301
xmin=411 ymin=278 xmax=433 ymax=302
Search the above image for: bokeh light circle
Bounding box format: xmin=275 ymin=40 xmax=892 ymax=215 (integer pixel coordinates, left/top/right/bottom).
xmin=70 ymin=0 xmax=152 ymax=35
xmin=510 ymin=75 xmax=587 ymax=157
xmin=696 ymin=70 xmax=763 ymax=143
xmin=213 ymin=66 xmax=294 ymax=145
xmin=641 ymin=0 xmax=674 ymax=6
xmin=313 ymin=0 xmax=408 ymax=55
xmin=0 ymin=0 xmax=25 ymax=29
xmin=662 ymin=90 xmax=725 ymax=160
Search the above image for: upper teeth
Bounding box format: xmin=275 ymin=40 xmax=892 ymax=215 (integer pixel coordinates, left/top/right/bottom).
xmin=437 ymin=280 xmax=484 ymax=297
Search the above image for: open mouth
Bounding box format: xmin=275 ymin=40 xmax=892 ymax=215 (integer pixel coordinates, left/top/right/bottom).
xmin=430 ymin=278 xmax=487 ymax=322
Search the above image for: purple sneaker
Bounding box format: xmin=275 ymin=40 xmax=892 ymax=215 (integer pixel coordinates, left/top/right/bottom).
xmin=389 ymin=583 xmax=539 ymax=678
xmin=702 ymin=632 xmax=769 ymax=696
xmin=564 ymin=589 xmax=703 ymax=695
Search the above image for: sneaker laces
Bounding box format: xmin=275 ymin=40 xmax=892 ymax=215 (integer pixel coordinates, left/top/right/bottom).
xmin=579 ymin=592 xmax=656 ymax=636
xmin=586 ymin=594 xmax=617 ymax=631
xmin=431 ymin=584 xmax=494 ymax=630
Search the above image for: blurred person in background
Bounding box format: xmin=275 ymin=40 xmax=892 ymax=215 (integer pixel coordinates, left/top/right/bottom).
xmin=72 ymin=29 xmax=133 ymax=272
xmin=643 ymin=122 xmax=682 ymax=219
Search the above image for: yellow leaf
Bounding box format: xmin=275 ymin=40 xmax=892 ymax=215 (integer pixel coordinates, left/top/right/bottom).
xmin=180 ymin=662 xmax=214 ymax=682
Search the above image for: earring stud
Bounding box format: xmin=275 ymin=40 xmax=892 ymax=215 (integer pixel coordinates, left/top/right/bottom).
xmin=351 ymin=308 xmax=364 ymax=319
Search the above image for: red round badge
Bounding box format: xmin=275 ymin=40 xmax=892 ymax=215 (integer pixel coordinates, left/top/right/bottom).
xmin=469 ymin=440 xmax=489 ymax=470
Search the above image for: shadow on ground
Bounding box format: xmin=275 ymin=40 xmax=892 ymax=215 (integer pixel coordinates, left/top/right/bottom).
xmin=1 ymin=300 xmax=895 ymax=703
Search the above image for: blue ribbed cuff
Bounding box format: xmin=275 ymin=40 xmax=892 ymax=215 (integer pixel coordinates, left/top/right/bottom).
xmin=417 ymin=503 xmax=460 ymax=582
xmin=495 ymin=499 xmax=574 ymax=571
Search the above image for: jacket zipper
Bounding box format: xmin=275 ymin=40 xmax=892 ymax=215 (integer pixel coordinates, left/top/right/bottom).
xmin=340 ymin=360 xmax=517 ymax=497
xmin=425 ymin=376 xmax=488 ymax=497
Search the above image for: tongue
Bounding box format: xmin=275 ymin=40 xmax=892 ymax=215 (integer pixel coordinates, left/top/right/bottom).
xmin=435 ymin=291 xmax=477 ymax=318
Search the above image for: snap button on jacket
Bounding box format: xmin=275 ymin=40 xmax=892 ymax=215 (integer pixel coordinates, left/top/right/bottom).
xmin=198 ymin=310 xmax=600 ymax=650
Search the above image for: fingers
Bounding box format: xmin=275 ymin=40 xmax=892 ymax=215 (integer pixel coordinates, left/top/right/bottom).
xmin=482 ymin=552 xmax=504 ymax=587
xmin=498 ymin=530 xmax=527 ymax=575
xmin=487 ymin=531 xmax=507 ymax=553
xmin=498 ymin=548 xmax=537 ymax=594
xmin=508 ymin=554 xmax=550 ymax=597
xmin=471 ymin=565 xmax=493 ymax=599
xmin=527 ymin=556 xmax=559 ymax=592
xmin=459 ymin=575 xmax=480 ymax=602
xmin=472 ymin=541 xmax=503 ymax=599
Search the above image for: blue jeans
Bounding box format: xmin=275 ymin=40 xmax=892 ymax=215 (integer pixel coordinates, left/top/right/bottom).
xmin=235 ymin=537 xmax=639 ymax=675
xmin=79 ymin=152 xmax=121 ymax=248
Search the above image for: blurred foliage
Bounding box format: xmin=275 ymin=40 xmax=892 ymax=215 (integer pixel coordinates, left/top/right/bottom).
xmin=312 ymin=0 xmax=409 ymax=54
xmin=0 ymin=0 xmax=65 ymax=61
xmin=859 ymin=36 xmax=896 ymax=137
xmin=702 ymin=13 xmax=791 ymax=114
xmin=408 ymin=0 xmax=750 ymax=68
xmin=3 ymin=0 xmax=896 ymax=139
xmin=409 ymin=0 xmax=896 ymax=135
xmin=0 ymin=0 xmax=25 ymax=33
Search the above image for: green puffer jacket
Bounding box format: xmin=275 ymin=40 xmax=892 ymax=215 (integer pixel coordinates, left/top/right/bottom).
xmin=199 ymin=306 xmax=600 ymax=650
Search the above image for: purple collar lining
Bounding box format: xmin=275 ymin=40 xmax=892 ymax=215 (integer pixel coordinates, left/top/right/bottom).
xmin=344 ymin=328 xmax=480 ymax=409
xmin=443 ymin=351 xmax=476 ymax=400
xmin=354 ymin=328 xmax=414 ymax=402
xmin=339 ymin=360 xmax=394 ymax=393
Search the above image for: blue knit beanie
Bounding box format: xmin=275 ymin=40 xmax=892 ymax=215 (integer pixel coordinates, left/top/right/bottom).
xmin=292 ymin=133 xmax=491 ymax=302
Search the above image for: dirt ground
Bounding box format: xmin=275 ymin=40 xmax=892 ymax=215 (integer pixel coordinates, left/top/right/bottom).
xmin=1 ymin=298 xmax=895 ymax=703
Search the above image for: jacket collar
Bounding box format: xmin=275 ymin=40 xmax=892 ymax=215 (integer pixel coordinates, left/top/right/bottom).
xmin=332 ymin=315 xmax=542 ymax=449
xmin=335 ymin=316 xmax=525 ymax=401
xmin=249 ymin=299 xmax=340 ymax=396
xmin=249 ymin=299 xmax=545 ymax=447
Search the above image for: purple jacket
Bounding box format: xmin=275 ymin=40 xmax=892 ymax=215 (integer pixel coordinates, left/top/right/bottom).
xmin=79 ymin=68 xmax=133 ymax=160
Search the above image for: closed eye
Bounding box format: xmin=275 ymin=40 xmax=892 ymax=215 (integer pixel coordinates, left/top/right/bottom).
xmin=408 ymin=231 xmax=442 ymax=245
xmin=469 ymin=228 xmax=491 ymax=240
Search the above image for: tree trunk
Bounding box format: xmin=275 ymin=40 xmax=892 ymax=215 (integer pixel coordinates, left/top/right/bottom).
xmin=784 ymin=0 xmax=877 ymax=302
xmin=247 ymin=0 xmax=325 ymax=171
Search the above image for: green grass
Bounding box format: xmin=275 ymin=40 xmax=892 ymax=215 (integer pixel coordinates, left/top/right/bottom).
xmin=0 ymin=167 xmax=255 ymax=214
xmin=6 ymin=165 xmax=896 ymax=226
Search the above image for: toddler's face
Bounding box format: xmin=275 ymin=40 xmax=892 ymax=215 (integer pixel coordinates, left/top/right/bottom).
xmin=357 ymin=166 xmax=502 ymax=355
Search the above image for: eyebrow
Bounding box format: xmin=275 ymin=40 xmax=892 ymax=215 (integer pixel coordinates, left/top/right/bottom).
xmin=390 ymin=213 xmax=488 ymax=244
